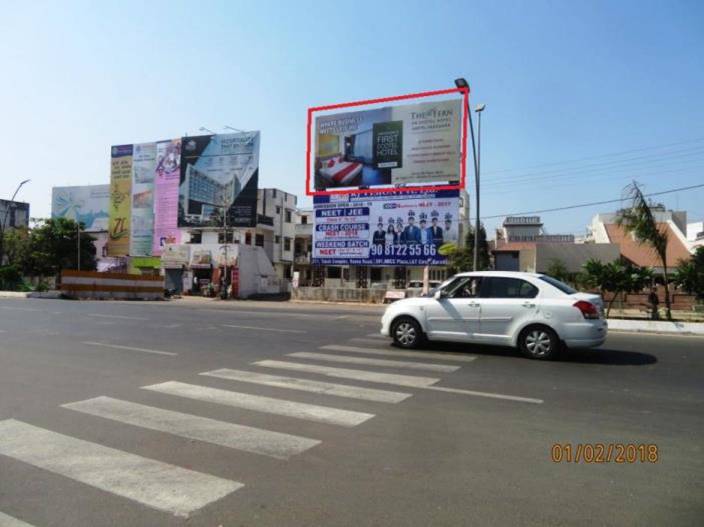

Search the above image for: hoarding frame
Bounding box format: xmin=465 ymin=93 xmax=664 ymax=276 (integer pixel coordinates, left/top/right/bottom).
xmin=306 ymin=86 xmax=469 ymax=197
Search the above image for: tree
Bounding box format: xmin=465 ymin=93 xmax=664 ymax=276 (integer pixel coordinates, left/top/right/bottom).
xmin=582 ymin=258 xmax=653 ymax=317
xmin=546 ymin=259 xmax=570 ymax=284
xmin=616 ymin=182 xmax=672 ymax=319
xmin=19 ymin=218 xmax=97 ymax=278
xmin=446 ymin=224 xmax=490 ymax=273
xmin=673 ymin=247 xmax=704 ymax=298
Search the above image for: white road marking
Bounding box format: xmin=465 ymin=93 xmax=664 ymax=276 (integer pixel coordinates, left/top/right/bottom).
xmin=321 ymin=344 xmax=479 ymax=363
xmin=63 ymin=396 xmax=319 ymax=459
xmin=0 ymin=306 xmax=40 ymax=312
xmin=426 ymin=385 xmax=544 ymax=404
xmin=86 ymin=313 xmax=143 ymax=320
xmin=254 ymin=360 xmax=440 ymax=388
xmin=0 ymin=419 xmax=242 ymax=518
xmin=0 ymin=511 xmax=35 ymax=527
xmin=366 ymin=333 xmax=385 ymax=338
xmin=0 ymin=329 xmax=6 ymax=333
xmin=222 ymin=324 xmax=306 ymax=334
xmin=81 ymin=341 xmax=177 ymax=356
xmin=142 ymin=381 xmax=374 ymax=427
xmin=288 ymin=352 xmax=460 ymax=373
xmin=161 ymin=323 xmax=182 ymax=328
xmin=200 ymin=368 xmax=411 ymax=403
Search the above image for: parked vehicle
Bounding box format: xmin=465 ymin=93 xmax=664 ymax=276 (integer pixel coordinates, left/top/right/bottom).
xmin=381 ymin=271 xmax=607 ymax=360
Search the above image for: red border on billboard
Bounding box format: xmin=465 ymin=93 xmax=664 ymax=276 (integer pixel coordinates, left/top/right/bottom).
xmin=306 ymin=86 xmax=469 ymax=197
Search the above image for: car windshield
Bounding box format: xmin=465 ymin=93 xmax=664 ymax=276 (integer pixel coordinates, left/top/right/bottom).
xmin=539 ymin=275 xmax=577 ymax=295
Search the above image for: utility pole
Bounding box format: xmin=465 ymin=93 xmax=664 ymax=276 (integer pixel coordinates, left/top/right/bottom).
xmin=77 ymin=222 xmax=81 ymax=271
xmin=474 ymin=104 xmax=486 ymax=271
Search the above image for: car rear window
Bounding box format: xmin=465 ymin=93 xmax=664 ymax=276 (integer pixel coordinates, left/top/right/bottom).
xmin=539 ymin=275 xmax=577 ymax=295
xmin=482 ymin=277 xmax=538 ymax=298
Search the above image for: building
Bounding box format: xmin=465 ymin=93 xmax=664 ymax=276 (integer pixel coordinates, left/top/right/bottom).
xmin=493 ymin=216 xmax=620 ymax=273
xmin=587 ymin=208 xmax=692 ymax=272
xmin=687 ymin=220 xmax=704 ymax=251
xmin=293 ymin=191 xmax=470 ymax=289
xmin=0 ymin=199 xmax=30 ymax=231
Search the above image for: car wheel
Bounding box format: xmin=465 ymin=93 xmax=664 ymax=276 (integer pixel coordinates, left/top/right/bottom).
xmin=391 ymin=317 xmax=423 ymax=349
xmin=519 ymin=326 xmax=560 ymax=360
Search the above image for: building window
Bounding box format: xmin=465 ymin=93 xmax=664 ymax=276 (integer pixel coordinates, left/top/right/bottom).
xmin=285 ymin=210 xmax=292 ymax=223
xmin=255 ymin=234 xmax=264 ymax=247
xmin=275 ymin=235 xmax=281 ymax=244
xmin=301 ymin=215 xmax=308 ymax=225
xmin=189 ymin=231 xmax=202 ymax=244
xmin=272 ymin=189 xmax=277 ymax=197
xmin=276 ymin=206 xmax=281 ymax=215
xmin=245 ymin=232 xmax=252 ymax=245
xmin=283 ymin=237 xmax=291 ymax=251
xmin=370 ymin=268 xmax=382 ymax=281
xmin=327 ymin=266 xmax=341 ymax=279
xmin=218 ymin=231 xmax=234 ymax=243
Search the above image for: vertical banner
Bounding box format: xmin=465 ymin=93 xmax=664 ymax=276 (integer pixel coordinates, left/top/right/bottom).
xmin=130 ymin=142 xmax=157 ymax=256
xmin=152 ymin=139 xmax=182 ymax=255
xmin=108 ymin=145 xmax=133 ymax=256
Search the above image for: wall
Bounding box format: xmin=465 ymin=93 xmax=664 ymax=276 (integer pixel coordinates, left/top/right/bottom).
xmin=60 ymin=270 xmax=163 ymax=300
xmin=535 ymin=243 xmax=620 ymax=273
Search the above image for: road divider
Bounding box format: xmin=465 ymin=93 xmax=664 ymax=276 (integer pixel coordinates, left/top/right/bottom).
xmin=81 ymin=341 xmax=177 ymax=357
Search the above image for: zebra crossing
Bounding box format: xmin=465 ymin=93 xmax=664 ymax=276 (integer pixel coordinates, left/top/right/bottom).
xmin=0 ymin=336 xmax=488 ymax=524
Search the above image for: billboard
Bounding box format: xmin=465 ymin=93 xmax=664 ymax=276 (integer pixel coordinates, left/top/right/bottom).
xmin=130 ymin=142 xmax=157 ymax=256
xmin=312 ymin=190 xmax=460 ymax=266
xmin=152 ymin=139 xmax=182 ymax=255
xmin=108 ymin=145 xmax=133 ymax=256
xmin=307 ymin=87 xmax=468 ymax=196
xmin=178 ymin=131 xmax=260 ymax=229
xmin=51 ymin=185 xmax=110 ymax=232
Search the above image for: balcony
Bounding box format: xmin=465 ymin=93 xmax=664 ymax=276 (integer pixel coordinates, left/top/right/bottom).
xmin=294 ymin=252 xmax=311 ymax=264
xmin=295 ymin=223 xmax=313 ymax=237
xmin=257 ymin=214 xmax=274 ymax=228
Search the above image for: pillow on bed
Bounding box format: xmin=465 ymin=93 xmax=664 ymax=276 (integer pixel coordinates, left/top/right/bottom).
xmin=326 ymin=158 xmax=336 ymax=168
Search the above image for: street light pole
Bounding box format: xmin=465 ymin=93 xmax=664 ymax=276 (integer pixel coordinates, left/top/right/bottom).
xmin=77 ymin=222 xmax=81 ymax=271
xmin=0 ymin=179 xmax=31 ymax=265
xmin=474 ymin=104 xmax=486 ymax=271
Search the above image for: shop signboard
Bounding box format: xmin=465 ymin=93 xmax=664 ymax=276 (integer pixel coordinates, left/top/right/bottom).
xmin=312 ymin=189 xmax=460 ymax=266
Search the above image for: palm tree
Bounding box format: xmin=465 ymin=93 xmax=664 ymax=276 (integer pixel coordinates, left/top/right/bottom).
xmin=616 ymin=182 xmax=672 ymax=319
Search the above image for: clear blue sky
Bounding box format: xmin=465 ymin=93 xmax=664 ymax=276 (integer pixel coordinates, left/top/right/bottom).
xmin=2 ymin=0 xmax=703 ymax=236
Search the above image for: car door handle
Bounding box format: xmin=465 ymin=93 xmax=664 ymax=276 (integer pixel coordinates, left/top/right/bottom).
xmin=522 ymin=302 xmax=536 ymax=308
xmin=467 ymin=302 xmax=480 ymax=307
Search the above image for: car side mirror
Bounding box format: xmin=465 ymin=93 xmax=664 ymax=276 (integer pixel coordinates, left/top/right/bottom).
xmin=434 ymin=290 xmax=444 ymax=300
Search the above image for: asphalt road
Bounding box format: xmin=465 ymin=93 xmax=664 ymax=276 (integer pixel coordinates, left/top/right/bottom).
xmin=0 ymin=297 xmax=702 ymax=526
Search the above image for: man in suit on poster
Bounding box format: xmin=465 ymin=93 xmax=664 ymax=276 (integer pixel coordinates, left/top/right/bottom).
xmin=402 ymin=210 xmax=421 ymax=245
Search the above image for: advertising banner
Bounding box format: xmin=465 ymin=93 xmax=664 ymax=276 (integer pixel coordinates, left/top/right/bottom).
xmin=130 ymin=142 xmax=157 ymax=256
xmin=108 ymin=145 xmax=133 ymax=256
xmin=51 ymin=185 xmax=110 ymax=232
xmin=312 ymin=190 xmax=460 ymax=266
xmin=178 ymin=132 xmax=260 ymax=229
xmin=314 ymin=99 xmax=461 ymax=190
xmin=152 ymin=139 xmax=182 ymax=255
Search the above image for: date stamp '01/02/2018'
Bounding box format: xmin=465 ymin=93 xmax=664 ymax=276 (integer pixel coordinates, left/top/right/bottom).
xmin=551 ymin=443 xmax=659 ymax=463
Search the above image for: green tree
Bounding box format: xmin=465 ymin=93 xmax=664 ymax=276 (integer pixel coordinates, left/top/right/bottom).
xmin=546 ymin=259 xmax=570 ymax=284
xmin=446 ymin=225 xmax=490 ymax=273
xmin=673 ymin=247 xmax=704 ymax=298
xmin=582 ymin=258 xmax=653 ymax=317
xmin=20 ymin=218 xmax=97 ymax=278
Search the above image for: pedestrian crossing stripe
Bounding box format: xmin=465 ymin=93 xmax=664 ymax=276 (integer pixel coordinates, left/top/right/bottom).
xmin=287 ymin=351 xmax=460 ymax=373
xmin=0 ymin=419 xmax=242 ymax=518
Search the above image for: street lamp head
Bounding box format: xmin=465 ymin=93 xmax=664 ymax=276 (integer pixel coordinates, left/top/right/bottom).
xmin=475 ymin=104 xmax=486 ymax=113
xmin=454 ymin=78 xmax=469 ymax=90
xmin=224 ymin=125 xmax=245 ymax=133
xmin=19 ymin=179 xmax=31 ymax=186
xmin=199 ymin=126 xmax=215 ymax=134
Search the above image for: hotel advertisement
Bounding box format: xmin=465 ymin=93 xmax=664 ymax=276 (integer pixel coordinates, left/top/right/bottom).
xmin=314 ymin=99 xmax=461 ymax=190
xmin=312 ymin=190 xmax=460 ymax=266
xmin=178 ymin=131 xmax=260 ymax=228
xmin=51 ymin=185 xmax=110 ymax=232
xmin=107 ymin=145 xmax=133 ymax=256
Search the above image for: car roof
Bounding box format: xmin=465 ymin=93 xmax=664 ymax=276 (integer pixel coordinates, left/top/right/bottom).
xmin=454 ymin=270 xmax=543 ymax=279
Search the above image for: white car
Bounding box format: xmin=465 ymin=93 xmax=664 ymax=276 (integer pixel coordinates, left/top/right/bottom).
xmin=381 ymin=271 xmax=607 ymax=360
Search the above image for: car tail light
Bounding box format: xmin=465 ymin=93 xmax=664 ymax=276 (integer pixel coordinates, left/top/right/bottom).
xmin=573 ymin=300 xmax=600 ymax=319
